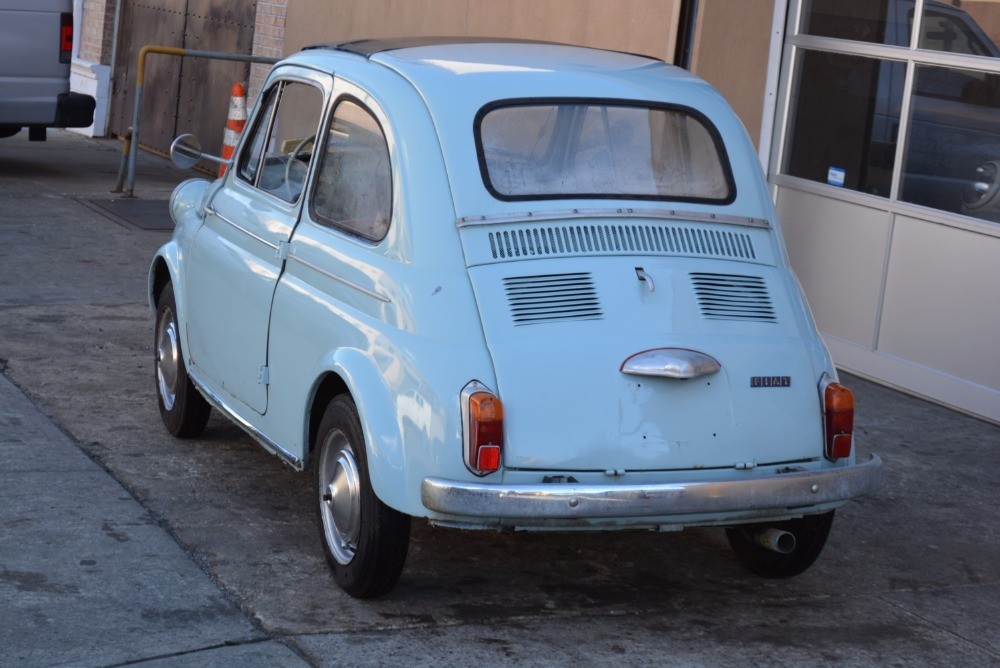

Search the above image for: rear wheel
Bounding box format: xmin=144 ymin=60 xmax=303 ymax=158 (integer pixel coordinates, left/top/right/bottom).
xmin=726 ymin=510 xmax=835 ymax=578
xmin=315 ymin=395 xmax=410 ymax=598
xmin=155 ymin=282 xmax=211 ymax=437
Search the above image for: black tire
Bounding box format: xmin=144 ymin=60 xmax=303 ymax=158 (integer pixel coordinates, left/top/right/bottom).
xmin=154 ymin=282 xmax=211 ymax=437
xmin=725 ymin=510 xmax=835 ymax=578
xmin=314 ymin=395 xmax=410 ymax=598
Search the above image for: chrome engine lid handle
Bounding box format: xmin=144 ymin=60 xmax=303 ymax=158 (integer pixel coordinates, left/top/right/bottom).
xmin=620 ymin=348 xmax=721 ymax=379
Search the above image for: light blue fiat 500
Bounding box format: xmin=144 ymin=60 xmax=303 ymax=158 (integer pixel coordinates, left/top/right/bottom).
xmin=151 ymin=38 xmax=883 ymax=598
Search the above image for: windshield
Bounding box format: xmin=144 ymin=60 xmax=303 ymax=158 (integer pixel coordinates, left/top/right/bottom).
xmin=476 ymin=101 xmax=734 ymax=203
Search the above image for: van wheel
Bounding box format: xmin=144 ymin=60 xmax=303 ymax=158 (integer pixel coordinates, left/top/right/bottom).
xmin=155 ymin=282 xmax=211 ymax=437
xmin=725 ymin=510 xmax=835 ymax=578
xmin=315 ymin=395 xmax=410 ymax=598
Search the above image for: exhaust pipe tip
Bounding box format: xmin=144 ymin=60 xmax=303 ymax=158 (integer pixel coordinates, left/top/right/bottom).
xmin=753 ymin=527 xmax=796 ymax=554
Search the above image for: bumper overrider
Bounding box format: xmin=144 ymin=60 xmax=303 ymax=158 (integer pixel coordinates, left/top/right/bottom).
xmin=422 ymin=455 xmax=882 ymax=520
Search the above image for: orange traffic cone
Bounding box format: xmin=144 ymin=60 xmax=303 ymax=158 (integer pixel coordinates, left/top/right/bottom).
xmin=219 ymin=83 xmax=247 ymax=177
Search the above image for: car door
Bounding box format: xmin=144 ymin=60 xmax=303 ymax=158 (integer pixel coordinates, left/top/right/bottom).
xmin=263 ymin=88 xmax=399 ymax=459
xmin=185 ymin=68 xmax=331 ymax=414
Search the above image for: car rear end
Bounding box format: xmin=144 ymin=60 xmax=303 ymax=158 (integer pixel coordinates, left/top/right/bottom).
xmin=0 ymin=0 xmax=95 ymax=139
xmin=376 ymin=46 xmax=883 ymax=533
xmin=426 ymin=212 xmax=882 ymax=530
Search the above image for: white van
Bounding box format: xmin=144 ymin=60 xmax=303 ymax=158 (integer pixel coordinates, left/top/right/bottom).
xmin=0 ymin=0 xmax=95 ymax=140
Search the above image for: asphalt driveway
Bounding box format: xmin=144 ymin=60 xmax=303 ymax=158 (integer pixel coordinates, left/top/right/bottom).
xmin=1 ymin=131 xmax=998 ymax=666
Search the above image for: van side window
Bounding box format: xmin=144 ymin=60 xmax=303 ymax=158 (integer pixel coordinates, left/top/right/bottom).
xmin=311 ymin=99 xmax=392 ymax=241
xmin=237 ymin=81 xmax=324 ymax=204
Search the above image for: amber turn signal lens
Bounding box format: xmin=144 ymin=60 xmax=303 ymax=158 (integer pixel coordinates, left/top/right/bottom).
xmin=824 ymin=383 xmax=854 ymax=461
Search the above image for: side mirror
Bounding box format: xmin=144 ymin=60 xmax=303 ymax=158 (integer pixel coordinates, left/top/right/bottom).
xmin=169 ymin=134 xmax=229 ymax=170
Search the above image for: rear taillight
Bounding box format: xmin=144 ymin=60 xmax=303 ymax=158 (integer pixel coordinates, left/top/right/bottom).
xmin=60 ymin=13 xmax=73 ymax=64
xmin=823 ymin=381 xmax=854 ymax=461
xmin=462 ymin=382 xmax=503 ymax=476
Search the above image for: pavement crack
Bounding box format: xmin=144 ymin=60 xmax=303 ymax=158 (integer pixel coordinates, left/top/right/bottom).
xmin=879 ymin=591 xmax=1000 ymax=660
xmin=99 ymin=637 xmax=275 ymax=668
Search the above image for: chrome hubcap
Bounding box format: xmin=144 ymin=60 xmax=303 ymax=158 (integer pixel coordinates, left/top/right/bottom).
xmin=155 ymin=307 xmax=180 ymax=411
xmin=319 ymin=430 xmax=361 ymax=565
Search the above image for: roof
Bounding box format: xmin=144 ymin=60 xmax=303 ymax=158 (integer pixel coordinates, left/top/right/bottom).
xmin=303 ymin=36 xmax=665 ymax=63
xmin=282 ymin=40 xmax=768 ymax=221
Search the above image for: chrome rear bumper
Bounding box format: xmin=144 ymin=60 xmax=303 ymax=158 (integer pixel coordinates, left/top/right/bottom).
xmin=422 ymin=455 xmax=882 ymax=520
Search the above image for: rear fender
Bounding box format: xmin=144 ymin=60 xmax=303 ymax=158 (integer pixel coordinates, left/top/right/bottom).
xmin=315 ymin=347 xmax=427 ymax=514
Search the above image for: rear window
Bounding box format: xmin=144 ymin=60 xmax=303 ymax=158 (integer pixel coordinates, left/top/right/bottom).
xmin=475 ymin=100 xmax=734 ymax=203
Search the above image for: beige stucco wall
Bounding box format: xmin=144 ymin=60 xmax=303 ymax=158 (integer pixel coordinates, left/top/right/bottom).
xmin=689 ymin=0 xmax=775 ymax=147
xmin=284 ymin=0 xmax=683 ymax=62
xmin=282 ymin=0 xmax=776 ymax=149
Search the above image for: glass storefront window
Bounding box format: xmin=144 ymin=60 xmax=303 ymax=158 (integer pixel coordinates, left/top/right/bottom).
xmin=784 ymin=51 xmax=906 ymax=197
xmin=801 ymin=0 xmax=912 ymax=47
xmin=900 ymin=65 xmax=1000 ymax=222
xmin=919 ymin=1 xmax=1000 ymax=57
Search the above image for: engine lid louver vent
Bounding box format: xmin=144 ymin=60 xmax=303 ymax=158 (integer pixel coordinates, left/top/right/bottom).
xmin=691 ymin=272 xmax=776 ymax=322
xmin=487 ymin=223 xmax=757 ymax=261
xmin=504 ymin=273 xmax=602 ymax=326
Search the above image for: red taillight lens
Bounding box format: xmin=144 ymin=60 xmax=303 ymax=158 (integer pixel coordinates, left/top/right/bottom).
xmin=60 ymin=13 xmax=73 ymax=63
xmin=476 ymin=445 xmax=501 ymax=471
xmin=824 ymin=382 xmax=854 ymax=461
xmin=466 ymin=391 xmax=503 ymax=475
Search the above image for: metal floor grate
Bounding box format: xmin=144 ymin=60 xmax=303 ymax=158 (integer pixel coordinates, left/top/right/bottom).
xmin=84 ymin=199 xmax=173 ymax=231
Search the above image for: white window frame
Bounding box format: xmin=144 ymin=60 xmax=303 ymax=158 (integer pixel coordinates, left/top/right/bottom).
xmin=768 ymin=0 xmax=1000 ymax=239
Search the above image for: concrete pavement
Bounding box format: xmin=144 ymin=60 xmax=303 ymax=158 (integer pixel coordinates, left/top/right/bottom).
xmin=1 ymin=130 xmax=999 ymax=666
xmin=0 ymin=373 xmax=306 ymax=667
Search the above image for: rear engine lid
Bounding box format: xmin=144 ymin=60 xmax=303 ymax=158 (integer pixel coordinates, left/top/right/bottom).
xmin=461 ymin=221 xmax=825 ymax=472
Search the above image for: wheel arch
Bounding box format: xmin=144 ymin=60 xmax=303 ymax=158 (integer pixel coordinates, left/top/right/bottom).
xmin=148 ymin=246 xmax=196 ymax=378
xmin=307 ymin=371 xmax=350 ymax=462
xmin=150 ymin=255 xmax=172 ymax=309
xmin=305 ymin=348 xmax=421 ymax=515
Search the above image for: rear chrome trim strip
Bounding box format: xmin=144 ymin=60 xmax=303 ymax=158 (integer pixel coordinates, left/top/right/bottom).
xmin=422 ymin=455 xmax=882 ymax=519
xmin=457 ymin=208 xmax=770 ymax=229
xmin=287 ymin=253 xmax=391 ymax=303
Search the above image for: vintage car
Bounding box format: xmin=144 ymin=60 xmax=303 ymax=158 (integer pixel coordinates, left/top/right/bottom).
xmin=151 ymin=38 xmax=883 ymax=598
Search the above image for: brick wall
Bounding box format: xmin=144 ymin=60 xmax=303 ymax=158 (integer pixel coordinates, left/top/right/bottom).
xmin=78 ymin=0 xmax=116 ymax=65
xmin=250 ymin=0 xmax=289 ymax=106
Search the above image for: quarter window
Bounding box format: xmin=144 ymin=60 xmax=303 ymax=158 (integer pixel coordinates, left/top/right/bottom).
xmin=311 ymin=99 xmax=392 ymax=241
xmin=236 ymin=81 xmax=324 ymax=205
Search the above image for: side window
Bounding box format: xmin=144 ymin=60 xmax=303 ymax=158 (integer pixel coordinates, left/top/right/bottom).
xmin=238 ymin=88 xmax=276 ymax=184
xmin=236 ymin=80 xmax=324 ymax=205
xmin=311 ymin=99 xmax=392 ymax=241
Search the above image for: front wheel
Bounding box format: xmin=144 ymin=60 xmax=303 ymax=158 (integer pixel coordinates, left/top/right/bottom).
xmin=315 ymin=395 xmax=410 ymax=598
xmin=154 ymin=282 xmax=211 ymax=437
xmin=726 ymin=510 xmax=835 ymax=578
